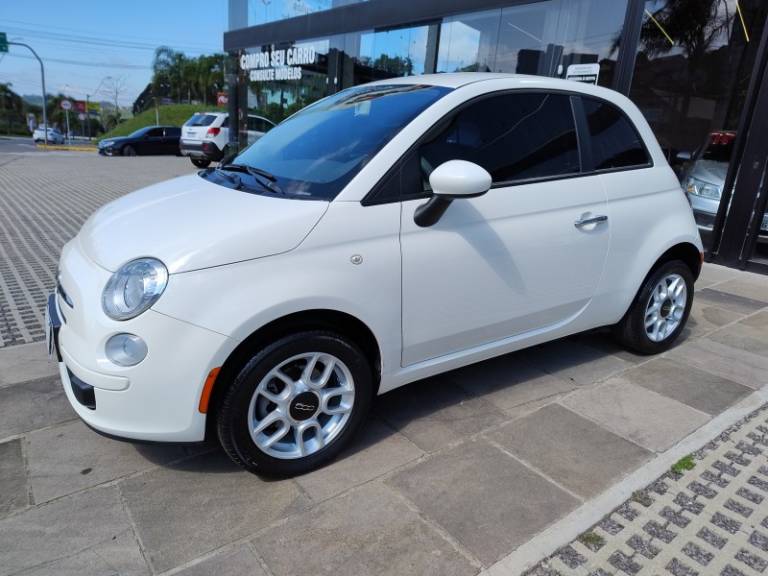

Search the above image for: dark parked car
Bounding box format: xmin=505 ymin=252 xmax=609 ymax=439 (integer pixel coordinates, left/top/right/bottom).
xmin=98 ymin=126 xmax=181 ymax=156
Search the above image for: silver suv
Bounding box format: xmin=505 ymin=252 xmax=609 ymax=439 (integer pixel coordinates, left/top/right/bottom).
xmin=180 ymin=112 xmax=275 ymax=167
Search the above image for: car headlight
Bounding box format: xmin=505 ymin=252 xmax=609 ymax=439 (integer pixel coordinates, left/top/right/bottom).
xmin=686 ymin=177 xmax=721 ymax=200
xmin=102 ymin=258 xmax=168 ymax=321
xmin=101 ymin=140 xmax=114 ymax=148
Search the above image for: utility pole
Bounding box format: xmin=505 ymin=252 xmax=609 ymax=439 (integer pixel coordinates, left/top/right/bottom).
xmin=7 ymin=40 xmax=48 ymax=145
xmin=85 ymin=94 xmax=91 ymax=139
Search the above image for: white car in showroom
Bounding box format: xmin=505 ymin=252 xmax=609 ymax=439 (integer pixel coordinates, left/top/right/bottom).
xmin=49 ymin=74 xmax=702 ymax=476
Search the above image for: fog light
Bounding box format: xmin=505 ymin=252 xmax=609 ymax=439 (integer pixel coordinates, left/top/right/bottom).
xmin=105 ymin=333 xmax=147 ymax=367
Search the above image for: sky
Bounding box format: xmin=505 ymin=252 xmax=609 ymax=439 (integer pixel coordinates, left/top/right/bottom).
xmin=0 ymin=0 xmax=227 ymax=106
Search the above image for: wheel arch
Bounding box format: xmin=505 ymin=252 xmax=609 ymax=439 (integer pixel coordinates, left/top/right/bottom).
xmin=205 ymin=308 xmax=382 ymax=437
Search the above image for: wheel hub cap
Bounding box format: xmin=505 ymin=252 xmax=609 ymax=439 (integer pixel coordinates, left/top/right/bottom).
xmin=248 ymin=352 xmax=355 ymax=460
xmin=644 ymin=273 xmax=687 ymax=343
xmin=290 ymin=392 xmax=320 ymax=421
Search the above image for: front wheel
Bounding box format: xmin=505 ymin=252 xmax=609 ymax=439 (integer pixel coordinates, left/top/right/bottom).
xmin=216 ymin=331 xmax=373 ymax=476
xmin=613 ymin=260 xmax=694 ymax=354
xmin=122 ymin=145 xmax=136 ymax=157
xmin=191 ymin=158 xmax=211 ymax=168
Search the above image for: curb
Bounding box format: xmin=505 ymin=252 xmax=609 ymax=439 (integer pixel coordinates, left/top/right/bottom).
xmin=482 ymin=386 xmax=768 ymax=576
xmin=36 ymin=144 xmax=97 ymax=152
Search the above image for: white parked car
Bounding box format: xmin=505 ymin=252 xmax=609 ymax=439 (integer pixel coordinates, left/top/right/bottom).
xmin=33 ymin=125 xmax=65 ymax=144
xmin=179 ymin=111 xmax=275 ymax=168
xmin=49 ymin=74 xmax=702 ymax=476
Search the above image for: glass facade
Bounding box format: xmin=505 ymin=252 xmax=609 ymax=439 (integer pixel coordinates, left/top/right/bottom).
xmin=227 ymin=0 xmax=768 ymax=272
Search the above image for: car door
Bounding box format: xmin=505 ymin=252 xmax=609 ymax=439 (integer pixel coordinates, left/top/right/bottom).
xmin=141 ymin=127 xmax=165 ymax=154
xmin=400 ymin=91 xmax=610 ymax=366
xmin=162 ymin=128 xmax=180 ymax=154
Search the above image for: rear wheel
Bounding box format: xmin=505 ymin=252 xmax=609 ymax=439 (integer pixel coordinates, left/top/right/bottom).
xmin=216 ymin=331 xmax=373 ymax=476
xmin=122 ymin=145 xmax=136 ymax=157
xmin=191 ymin=158 xmax=211 ymax=168
xmin=613 ymin=260 xmax=694 ymax=354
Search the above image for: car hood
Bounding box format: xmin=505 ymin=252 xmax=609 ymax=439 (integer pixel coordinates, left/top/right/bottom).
xmin=78 ymin=173 xmax=328 ymax=273
xmin=100 ymin=136 xmax=130 ymax=146
xmin=689 ymin=159 xmax=728 ymax=186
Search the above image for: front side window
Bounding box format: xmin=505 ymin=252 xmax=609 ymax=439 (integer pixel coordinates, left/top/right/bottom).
xmin=420 ymin=92 xmax=580 ymax=187
xmin=582 ymin=97 xmax=649 ymax=170
xmin=225 ymin=84 xmax=451 ymax=200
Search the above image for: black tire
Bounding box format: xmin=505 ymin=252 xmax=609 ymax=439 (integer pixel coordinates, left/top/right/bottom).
xmin=122 ymin=145 xmax=136 ymax=157
xmin=613 ymin=260 xmax=694 ymax=355
xmin=191 ymin=158 xmax=211 ymax=168
xmin=216 ymin=331 xmax=373 ymax=477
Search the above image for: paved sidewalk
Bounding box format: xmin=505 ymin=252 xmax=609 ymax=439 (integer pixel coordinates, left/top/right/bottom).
xmin=529 ymin=405 xmax=768 ymax=576
xmin=0 ymin=154 xmax=195 ymax=347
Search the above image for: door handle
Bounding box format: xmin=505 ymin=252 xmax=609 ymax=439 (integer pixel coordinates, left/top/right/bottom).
xmin=574 ymin=214 xmax=608 ymax=228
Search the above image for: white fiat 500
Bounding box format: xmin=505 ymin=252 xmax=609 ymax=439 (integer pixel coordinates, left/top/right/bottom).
xmin=49 ymin=74 xmax=702 ymax=476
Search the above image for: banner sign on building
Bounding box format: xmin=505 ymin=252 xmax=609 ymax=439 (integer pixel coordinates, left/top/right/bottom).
xmin=240 ymin=46 xmax=317 ymax=82
xmin=565 ymin=63 xmax=600 ymax=85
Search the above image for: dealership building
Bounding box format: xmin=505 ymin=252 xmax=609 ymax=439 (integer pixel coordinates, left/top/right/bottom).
xmin=224 ymin=0 xmax=768 ymax=272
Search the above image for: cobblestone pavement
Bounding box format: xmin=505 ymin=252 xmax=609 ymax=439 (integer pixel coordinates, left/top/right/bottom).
xmin=0 ymin=153 xmax=195 ymax=347
xmin=530 ymin=405 xmax=768 ymax=576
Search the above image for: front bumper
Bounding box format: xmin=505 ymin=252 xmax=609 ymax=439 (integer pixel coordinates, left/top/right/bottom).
xmin=52 ymin=240 xmax=234 ymax=442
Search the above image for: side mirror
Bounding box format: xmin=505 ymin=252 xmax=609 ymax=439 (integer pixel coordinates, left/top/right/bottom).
xmin=674 ymin=150 xmax=692 ymax=164
xmin=414 ymin=160 xmax=492 ymax=227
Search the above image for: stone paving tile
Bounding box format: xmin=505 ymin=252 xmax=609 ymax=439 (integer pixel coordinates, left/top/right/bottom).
xmin=252 ymin=482 xmax=477 ymax=576
xmin=709 ymin=323 xmax=768 ymax=358
xmin=295 ymin=418 xmax=423 ymax=502
xmin=561 ymin=378 xmax=710 ymax=452
xmin=0 ymin=438 xmax=28 ymax=518
xmin=621 ymin=357 xmax=752 ymax=415
xmin=26 ymin=419 xmax=196 ymax=503
xmin=695 ymin=264 xmax=740 ymax=288
xmin=665 ymin=337 xmax=768 ymax=390
xmin=0 ymin=342 xmax=58 ymax=386
xmin=174 ymin=544 xmax=267 ymax=576
xmin=489 ymin=403 xmax=651 ymax=498
xmin=15 ymin=529 xmax=149 ymax=576
xmin=447 ymin=351 xmax=577 ymax=417
xmin=120 ymin=451 xmax=308 ymax=573
xmin=713 ymin=278 xmax=768 ymax=305
xmin=0 ymin=375 xmax=75 ymax=439
xmin=389 ymin=439 xmax=579 ymax=566
xmin=0 ymin=155 xmax=196 ymax=348
xmin=0 ymin=485 xmax=133 ymax=576
xmin=694 ymin=288 xmax=768 ymax=315
xmin=528 ymin=405 xmax=768 ymax=576
xmin=517 ymin=338 xmax=633 ymax=387
xmin=374 ymin=376 xmax=507 ymax=453
xmin=683 ymin=300 xmax=745 ymax=339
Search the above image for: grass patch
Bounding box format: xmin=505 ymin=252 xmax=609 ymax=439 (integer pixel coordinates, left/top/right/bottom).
xmin=98 ymin=104 xmax=225 ymax=142
xmin=671 ymin=454 xmax=696 ymax=475
xmin=578 ymin=531 xmax=605 ymax=550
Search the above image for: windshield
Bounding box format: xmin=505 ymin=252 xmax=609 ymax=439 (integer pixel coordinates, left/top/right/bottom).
xmin=216 ymin=84 xmax=451 ymax=200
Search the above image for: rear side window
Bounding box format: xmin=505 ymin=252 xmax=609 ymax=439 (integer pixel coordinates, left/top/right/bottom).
xmin=420 ymin=92 xmax=580 ymax=185
xmin=582 ymin=97 xmax=649 ymax=170
xmin=186 ymin=114 xmax=217 ymax=127
xmin=165 ymin=127 xmax=180 ymax=137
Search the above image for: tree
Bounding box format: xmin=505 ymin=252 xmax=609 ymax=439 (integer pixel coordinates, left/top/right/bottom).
xmin=101 ymin=76 xmax=128 ymax=126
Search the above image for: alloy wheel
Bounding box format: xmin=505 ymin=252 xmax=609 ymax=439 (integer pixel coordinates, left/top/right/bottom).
xmin=644 ymin=273 xmax=687 ymax=342
xmin=247 ymin=352 xmax=355 ymax=459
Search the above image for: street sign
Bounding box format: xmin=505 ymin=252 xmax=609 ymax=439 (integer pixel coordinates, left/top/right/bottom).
xmin=60 ymin=100 xmax=72 ymax=111
xmin=78 ymin=112 xmax=86 ymax=121
xmin=0 ymin=33 xmax=8 ymax=53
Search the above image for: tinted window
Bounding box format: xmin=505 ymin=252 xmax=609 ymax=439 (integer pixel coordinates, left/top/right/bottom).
xmin=221 ymin=116 xmax=230 ymax=128
xmin=420 ymin=92 xmax=580 ymax=186
xmin=186 ymin=113 xmax=217 ymax=127
xmin=165 ymin=127 xmax=181 ymax=137
xmin=145 ymin=128 xmax=164 ymax=138
xmin=219 ymin=84 xmax=452 ymax=200
xmin=582 ymin=97 xmax=649 ymax=170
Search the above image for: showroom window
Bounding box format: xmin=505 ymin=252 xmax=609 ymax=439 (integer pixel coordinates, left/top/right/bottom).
xmin=582 ymin=97 xmax=650 ymax=170
xmin=420 ymin=92 xmax=580 ymax=186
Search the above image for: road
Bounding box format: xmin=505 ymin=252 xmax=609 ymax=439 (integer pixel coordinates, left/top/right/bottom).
xmin=0 ymin=136 xmax=39 ymax=154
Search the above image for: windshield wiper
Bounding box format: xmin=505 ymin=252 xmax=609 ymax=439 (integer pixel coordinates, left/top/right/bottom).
xmin=201 ymin=166 xmax=242 ymax=189
xmin=219 ymin=163 xmax=283 ymax=194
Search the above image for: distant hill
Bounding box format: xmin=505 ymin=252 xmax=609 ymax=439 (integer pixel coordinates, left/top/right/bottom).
xmin=98 ymin=103 xmax=225 ymax=142
xmin=22 ymin=94 xmax=43 ymax=106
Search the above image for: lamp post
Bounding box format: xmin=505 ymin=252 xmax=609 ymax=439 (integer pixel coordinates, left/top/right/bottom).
xmin=8 ymin=41 xmax=47 ymax=145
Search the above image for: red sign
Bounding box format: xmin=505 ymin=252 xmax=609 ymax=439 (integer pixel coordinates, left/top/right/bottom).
xmin=216 ymin=91 xmax=229 ymax=106
xmin=73 ymin=100 xmax=86 ymax=113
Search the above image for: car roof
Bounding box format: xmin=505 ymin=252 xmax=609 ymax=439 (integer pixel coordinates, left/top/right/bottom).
xmin=368 ymin=72 xmax=623 ymax=101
